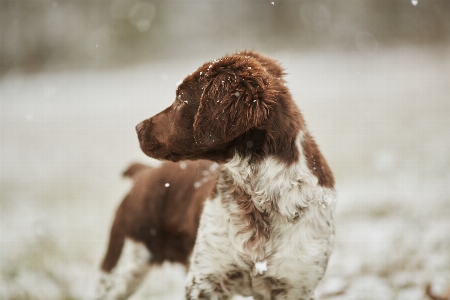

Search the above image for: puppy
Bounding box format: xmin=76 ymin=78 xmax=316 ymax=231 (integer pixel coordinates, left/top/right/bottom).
xmin=96 ymin=160 xmax=218 ymax=299
xmin=136 ymin=51 xmax=336 ymax=299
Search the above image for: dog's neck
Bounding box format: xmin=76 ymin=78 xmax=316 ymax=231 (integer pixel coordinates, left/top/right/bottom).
xmin=218 ymin=130 xmax=334 ymax=262
xmin=223 ymin=131 xmax=319 ymax=207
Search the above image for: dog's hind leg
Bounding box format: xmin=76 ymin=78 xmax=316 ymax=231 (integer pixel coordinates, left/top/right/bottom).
xmin=96 ymin=215 xmax=126 ymax=299
xmin=96 ymin=238 xmax=151 ymax=300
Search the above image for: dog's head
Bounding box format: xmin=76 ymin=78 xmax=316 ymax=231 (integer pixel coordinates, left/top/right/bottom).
xmin=136 ymin=51 xmax=304 ymax=163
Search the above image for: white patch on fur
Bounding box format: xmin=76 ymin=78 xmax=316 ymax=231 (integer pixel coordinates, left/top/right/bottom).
xmin=95 ymin=238 xmax=151 ymax=300
xmin=225 ymin=132 xmax=335 ymax=222
xmin=187 ymin=131 xmax=336 ymax=298
xmin=255 ymin=261 xmax=268 ymax=274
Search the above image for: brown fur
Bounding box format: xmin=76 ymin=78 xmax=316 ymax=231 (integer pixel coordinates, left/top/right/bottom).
xmin=100 ymin=160 xmax=218 ymax=272
xmin=302 ymin=131 xmax=335 ymax=188
xmin=122 ymin=162 xmax=149 ymax=179
xmin=136 ymin=51 xmax=315 ymax=168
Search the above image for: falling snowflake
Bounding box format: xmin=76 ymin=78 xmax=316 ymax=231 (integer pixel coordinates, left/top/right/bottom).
xmin=255 ymin=261 xmax=268 ymax=274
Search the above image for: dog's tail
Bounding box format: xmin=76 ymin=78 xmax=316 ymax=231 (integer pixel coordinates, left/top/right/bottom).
xmin=122 ymin=163 xmax=150 ymax=179
xmin=100 ymin=216 xmax=126 ymax=273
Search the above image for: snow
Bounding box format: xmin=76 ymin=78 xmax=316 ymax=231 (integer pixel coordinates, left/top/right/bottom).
xmin=395 ymin=287 xmax=424 ymax=300
xmin=209 ymin=162 xmax=219 ymax=171
xmin=255 ymin=261 xmax=268 ymax=274
xmin=316 ymin=276 xmax=347 ymax=298
xmin=344 ymin=276 xmax=393 ymax=300
xmin=1 ymin=46 xmax=449 ymax=299
xmin=373 ymin=149 xmax=396 ymax=173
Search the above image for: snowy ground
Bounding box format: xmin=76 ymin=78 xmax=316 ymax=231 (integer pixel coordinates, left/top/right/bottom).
xmin=1 ymin=46 xmax=449 ymax=300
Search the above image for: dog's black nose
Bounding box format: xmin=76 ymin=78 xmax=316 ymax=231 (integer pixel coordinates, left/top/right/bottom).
xmin=136 ymin=122 xmax=144 ymax=134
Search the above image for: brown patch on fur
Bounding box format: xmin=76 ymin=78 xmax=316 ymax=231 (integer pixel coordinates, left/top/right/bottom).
xmin=264 ymin=276 xmax=289 ymax=297
xmin=265 ymin=276 xmax=287 ymax=286
xmin=271 ymin=288 xmax=287 ymax=297
xmin=227 ymin=270 xmax=243 ymax=280
xmin=198 ymin=290 xmax=210 ymax=299
xmin=302 ymin=131 xmax=335 ymax=188
xmin=100 ymin=160 xmax=218 ymax=272
xmin=185 ymin=277 xmax=196 ymax=300
xmin=236 ymin=190 xmax=270 ymax=259
xmin=198 ymin=291 xmax=228 ymax=300
xmin=219 ymin=172 xmax=270 ymax=261
xmin=202 ymin=276 xmax=225 ymax=295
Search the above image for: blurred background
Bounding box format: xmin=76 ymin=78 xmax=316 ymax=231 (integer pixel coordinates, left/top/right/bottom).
xmin=1 ymin=0 xmax=449 ymax=299
xmin=1 ymin=0 xmax=450 ymax=71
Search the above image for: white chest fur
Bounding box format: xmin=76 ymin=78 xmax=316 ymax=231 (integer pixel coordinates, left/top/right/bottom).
xmin=222 ymin=150 xmax=336 ymax=265
xmin=187 ymin=133 xmax=336 ymax=299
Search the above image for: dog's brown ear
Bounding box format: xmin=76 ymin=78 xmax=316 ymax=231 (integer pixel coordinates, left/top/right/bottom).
xmin=238 ymin=51 xmax=286 ymax=79
xmin=193 ymin=59 xmax=276 ymax=148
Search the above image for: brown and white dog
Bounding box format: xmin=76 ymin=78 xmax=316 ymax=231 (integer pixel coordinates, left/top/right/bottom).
xmin=136 ymin=51 xmax=336 ymax=300
xmin=96 ymin=160 xmax=218 ymax=299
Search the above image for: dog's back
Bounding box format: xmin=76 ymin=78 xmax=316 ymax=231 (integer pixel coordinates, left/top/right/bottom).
xmin=96 ymin=160 xmax=218 ymax=299
xmin=100 ymin=160 xmax=218 ymax=271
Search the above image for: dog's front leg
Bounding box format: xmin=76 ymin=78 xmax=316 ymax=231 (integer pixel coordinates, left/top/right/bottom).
xmin=184 ymin=198 xmax=238 ymax=300
xmin=185 ymin=273 xmax=232 ymax=300
xmin=271 ymin=287 xmax=315 ymax=300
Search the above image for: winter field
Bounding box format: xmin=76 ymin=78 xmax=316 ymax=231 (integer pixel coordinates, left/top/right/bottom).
xmin=1 ymin=47 xmax=449 ymax=300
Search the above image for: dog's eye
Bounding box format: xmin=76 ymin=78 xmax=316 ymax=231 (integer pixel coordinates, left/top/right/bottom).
xmin=176 ymin=95 xmax=188 ymax=107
